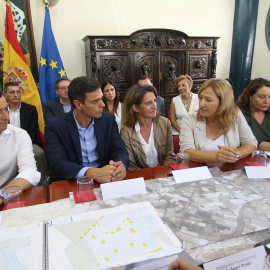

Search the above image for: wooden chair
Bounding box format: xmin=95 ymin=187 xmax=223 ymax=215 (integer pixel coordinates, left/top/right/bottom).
xmin=173 ymin=135 xmax=180 ymax=154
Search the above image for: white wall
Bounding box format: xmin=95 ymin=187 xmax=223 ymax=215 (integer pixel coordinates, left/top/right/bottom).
xmin=30 ymin=0 xmax=235 ymax=80
xmin=251 ymin=0 xmax=270 ymax=79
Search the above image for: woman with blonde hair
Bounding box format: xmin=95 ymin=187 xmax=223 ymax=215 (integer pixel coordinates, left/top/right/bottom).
xmin=180 ymin=78 xmax=257 ymax=163
xmin=170 ymin=75 xmax=199 ymax=135
xmin=236 ymin=78 xmax=270 ymax=151
xmin=121 ymin=84 xmax=175 ymax=170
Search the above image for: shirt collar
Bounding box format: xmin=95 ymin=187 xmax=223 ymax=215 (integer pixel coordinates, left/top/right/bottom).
xmin=135 ymin=121 xmax=140 ymax=133
xmin=0 ymin=124 xmax=12 ymax=136
xmin=7 ymin=102 xmax=21 ymax=113
xmin=73 ymin=111 xmax=94 ymax=130
xmin=59 ymin=99 xmax=70 ymax=106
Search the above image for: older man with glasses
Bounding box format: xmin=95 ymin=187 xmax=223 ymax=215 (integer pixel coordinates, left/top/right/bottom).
xmin=43 ymin=78 xmax=72 ymax=125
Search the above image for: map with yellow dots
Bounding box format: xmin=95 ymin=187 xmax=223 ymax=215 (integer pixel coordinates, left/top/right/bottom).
xmin=48 ymin=202 xmax=181 ymax=269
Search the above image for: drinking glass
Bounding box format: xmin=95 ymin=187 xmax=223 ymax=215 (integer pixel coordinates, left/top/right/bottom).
xmin=251 ymin=150 xmax=267 ymax=166
xmin=176 ymin=153 xmax=190 ymax=168
xmin=77 ymin=176 xmax=94 ymax=199
xmin=3 ymin=186 xmax=24 ymax=209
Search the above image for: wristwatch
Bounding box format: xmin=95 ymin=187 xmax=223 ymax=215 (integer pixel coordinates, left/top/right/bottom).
xmin=0 ymin=189 xmax=9 ymax=199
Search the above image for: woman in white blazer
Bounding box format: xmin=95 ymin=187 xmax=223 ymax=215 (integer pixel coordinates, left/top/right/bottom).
xmin=180 ymin=78 xmax=257 ymax=163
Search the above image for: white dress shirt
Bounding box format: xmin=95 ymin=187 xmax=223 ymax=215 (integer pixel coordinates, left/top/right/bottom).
xmin=135 ymin=121 xmax=159 ymax=168
xmin=0 ymin=124 xmax=40 ymax=188
xmin=8 ymin=103 xmax=21 ymax=128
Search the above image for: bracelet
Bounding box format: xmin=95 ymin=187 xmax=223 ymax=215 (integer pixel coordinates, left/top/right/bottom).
xmin=0 ymin=189 xmax=9 ymax=199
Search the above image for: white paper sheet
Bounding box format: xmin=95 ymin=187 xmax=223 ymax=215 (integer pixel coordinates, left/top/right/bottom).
xmin=132 ymin=254 xmax=178 ymax=270
xmin=245 ymin=166 xmax=270 ymax=178
xmin=101 ymin=177 xmax=146 ymax=200
xmin=203 ymin=245 xmax=266 ymax=270
xmin=172 ymin=166 xmax=213 ymax=184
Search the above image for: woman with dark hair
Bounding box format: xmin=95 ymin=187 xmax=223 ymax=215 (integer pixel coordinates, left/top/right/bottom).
xmin=102 ymin=81 xmax=122 ymax=131
xmin=121 ymin=84 xmax=175 ymax=170
xmin=236 ymin=78 xmax=270 ymax=151
xmin=180 ymin=78 xmax=257 ymax=163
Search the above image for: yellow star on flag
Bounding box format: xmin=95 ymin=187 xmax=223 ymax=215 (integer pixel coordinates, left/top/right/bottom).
xmin=58 ymin=68 xmax=66 ymax=77
xmin=40 ymin=56 xmax=47 ymax=67
xmin=49 ymin=59 xmax=58 ymax=70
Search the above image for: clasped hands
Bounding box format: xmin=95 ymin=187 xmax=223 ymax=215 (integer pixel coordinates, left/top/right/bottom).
xmin=216 ymin=145 xmax=241 ymax=163
xmin=85 ymin=160 xmax=126 ymax=183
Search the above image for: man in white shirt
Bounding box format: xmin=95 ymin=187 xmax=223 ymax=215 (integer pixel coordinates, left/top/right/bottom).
xmin=0 ymin=91 xmax=40 ymax=205
xmin=4 ymin=82 xmax=48 ymax=179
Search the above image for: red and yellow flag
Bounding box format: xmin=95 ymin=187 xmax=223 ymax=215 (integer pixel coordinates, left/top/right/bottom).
xmin=3 ymin=3 xmax=45 ymax=148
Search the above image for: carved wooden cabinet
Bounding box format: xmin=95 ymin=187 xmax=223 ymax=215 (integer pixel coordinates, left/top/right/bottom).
xmin=83 ymin=29 xmax=219 ymax=110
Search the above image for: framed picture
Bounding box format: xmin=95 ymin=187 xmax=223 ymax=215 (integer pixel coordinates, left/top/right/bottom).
xmin=0 ymin=0 xmax=38 ymax=86
xmin=266 ymin=7 xmax=270 ymax=51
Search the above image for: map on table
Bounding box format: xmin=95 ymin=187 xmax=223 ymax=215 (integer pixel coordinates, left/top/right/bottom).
xmin=0 ymin=202 xmax=181 ymax=270
xmin=48 ymin=202 xmax=181 ymax=269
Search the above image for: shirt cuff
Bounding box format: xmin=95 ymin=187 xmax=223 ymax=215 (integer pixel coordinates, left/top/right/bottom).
xmin=16 ymin=170 xmax=41 ymax=186
xmin=76 ymin=167 xmax=91 ymax=179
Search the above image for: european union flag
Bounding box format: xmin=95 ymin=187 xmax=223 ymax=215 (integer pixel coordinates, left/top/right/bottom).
xmin=39 ymin=7 xmax=67 ymax=104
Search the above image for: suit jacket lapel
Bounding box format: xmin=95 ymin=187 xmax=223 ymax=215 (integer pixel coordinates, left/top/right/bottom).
xmin=196 ymin=120 xmax=206 ymax=151
xmin=19 ymin=103 xmax=27 ymax=129
xmin=55 ymin=98 xmax=65 ymax=114
xmin=66 ymin=112 xmax=83 ymax=165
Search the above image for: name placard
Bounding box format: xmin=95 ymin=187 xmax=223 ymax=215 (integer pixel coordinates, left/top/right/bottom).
xmin=203 ymin=245 xmax=267 ymax=270
xmin=101 ymin=177 xmax=146 ymax=200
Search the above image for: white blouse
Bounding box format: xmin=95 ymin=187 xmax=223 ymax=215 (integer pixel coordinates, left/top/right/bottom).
xmin=205 ymin=135 xmax=227 ymax=152
xmin=172 ymin=93 xmax=199 ymax=135
xmin=114 ymin=103 xmax=122 ymax=132
xmin=135 ymin=121 xmax=159 ymax=167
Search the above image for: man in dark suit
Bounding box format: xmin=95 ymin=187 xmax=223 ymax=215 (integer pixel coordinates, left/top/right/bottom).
xmin=45 ymin=77 xmax=129 ymax=183
xmin=138 ymin=75 xmax=166 ymax=117
xmin=4 ymin=82 xmax=48 ymax=179
xmin=43 ymin=78 xmax=71 ymax=124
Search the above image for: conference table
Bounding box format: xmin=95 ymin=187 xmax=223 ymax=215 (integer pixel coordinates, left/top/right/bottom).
xmin=1 ymin=154 xmax=270 ymax=267
xmin=47 ymin=155 xmax=252 ymax=202
xmin=0 ymin=155 xmax=252 ymax=209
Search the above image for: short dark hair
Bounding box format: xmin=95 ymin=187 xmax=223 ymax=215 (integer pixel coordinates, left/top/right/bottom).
xmin=68 ymin=76 xmax=101 ymax=104
xmin=0 ymin=91 xmax=3 ymax=98
xmin=4 ymin=81 xmax=20 ymax=92
xmin=55 ymin=78 xmax=70 ymax=89
xmin=138 ymin=75 xmax=152 ymax=83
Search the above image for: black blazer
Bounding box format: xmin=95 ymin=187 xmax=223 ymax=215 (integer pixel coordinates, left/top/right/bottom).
xmin=43 ymin=97 xmax=64 ymax=125
xmin=20 ymin=102 xmax=39 ymax=145
xmin=45 ymin=111 xmax=129 ymax=181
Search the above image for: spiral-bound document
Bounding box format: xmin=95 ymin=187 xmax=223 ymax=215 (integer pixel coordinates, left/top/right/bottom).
xmin=0 ymin=202 xmax=182 ymax=270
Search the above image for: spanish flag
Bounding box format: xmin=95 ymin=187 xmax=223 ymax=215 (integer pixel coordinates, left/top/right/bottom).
xmin=3 ymin=3 xmax=45 ymax=148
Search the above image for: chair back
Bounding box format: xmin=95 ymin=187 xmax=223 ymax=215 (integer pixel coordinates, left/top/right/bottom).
xmin=173 ymin=135 xmax=180 ymax=154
